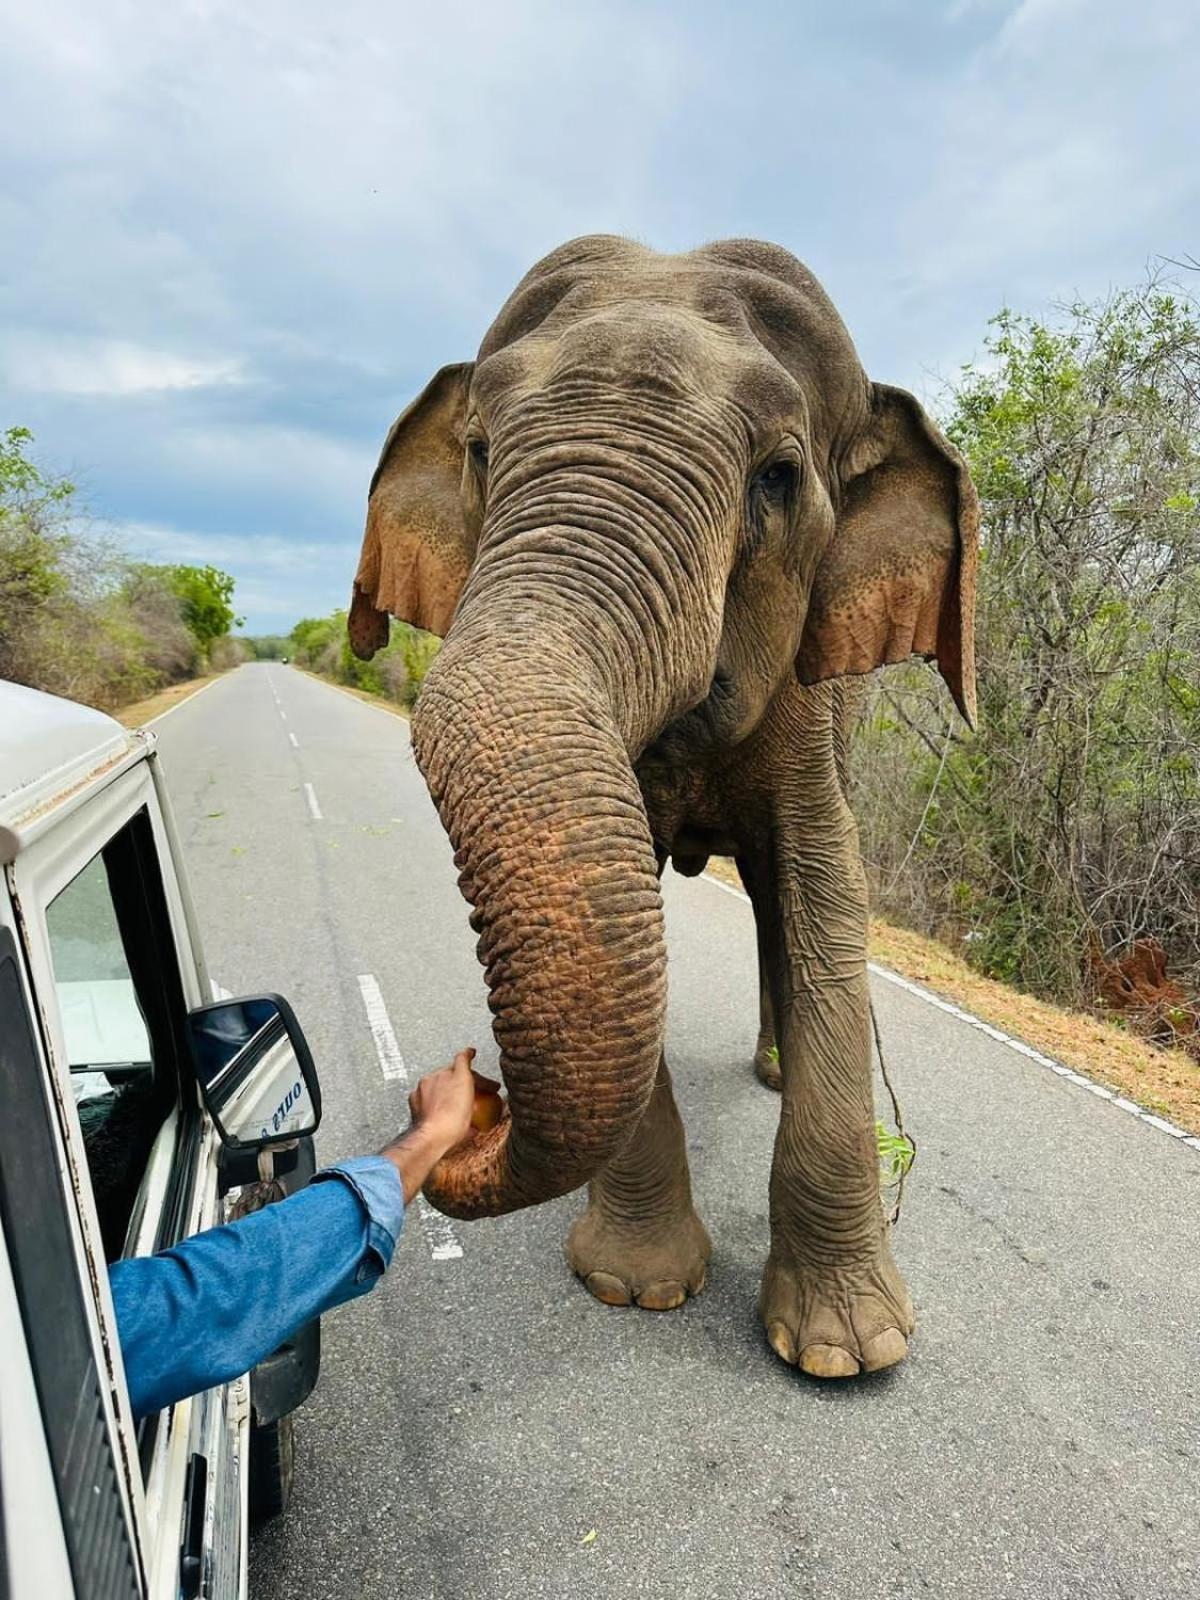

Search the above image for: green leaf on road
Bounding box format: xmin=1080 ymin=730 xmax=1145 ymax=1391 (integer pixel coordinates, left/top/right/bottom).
xmin=579 ymin=1529 xmax=597 ymax=1546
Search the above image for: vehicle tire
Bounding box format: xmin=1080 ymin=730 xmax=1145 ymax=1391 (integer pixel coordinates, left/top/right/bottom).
xmin=248 ymin=1412 xmax=294 ymax=1524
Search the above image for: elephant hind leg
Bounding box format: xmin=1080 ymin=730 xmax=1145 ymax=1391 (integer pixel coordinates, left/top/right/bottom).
xmin=566 ymin=1054 xmax=711 ymax=1311
xmin=752 ymin=957 xmax=780 ymax=1090
xmin=737 ymin=856 xmax=781 ymax=1091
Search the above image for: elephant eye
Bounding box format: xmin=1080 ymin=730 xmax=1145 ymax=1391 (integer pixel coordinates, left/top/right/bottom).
xmin=754 ymin=458 xmax=799 ymax=500
xmin=468 ymin=437 xmax=489 ymax=473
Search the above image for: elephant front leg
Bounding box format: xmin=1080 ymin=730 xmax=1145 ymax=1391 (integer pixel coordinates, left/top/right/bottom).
xmin=749 ymin=851 xmax=913 ymax=1378
xmin=566 ymin=1054 xmax=711 ymax=1311
xmin=759 ymin=993 xmax=914 ymax=1376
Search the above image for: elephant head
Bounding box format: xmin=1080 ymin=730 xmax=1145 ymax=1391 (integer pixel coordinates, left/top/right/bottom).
xmin=350 ymin=236 xmax=977 ymax=1219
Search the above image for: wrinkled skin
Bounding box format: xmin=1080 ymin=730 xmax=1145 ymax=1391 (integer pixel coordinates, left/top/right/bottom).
xmin=350 ymin=236 xmax=977 ymax=1379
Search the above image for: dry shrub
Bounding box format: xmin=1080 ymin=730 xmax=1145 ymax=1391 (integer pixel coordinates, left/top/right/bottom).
xmin=853 ymin=280 xmax=1200 ymax=1011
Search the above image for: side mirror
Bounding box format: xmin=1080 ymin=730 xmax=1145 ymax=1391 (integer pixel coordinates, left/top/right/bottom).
xmin=185 ymin=994 xmax=322 ymax=1152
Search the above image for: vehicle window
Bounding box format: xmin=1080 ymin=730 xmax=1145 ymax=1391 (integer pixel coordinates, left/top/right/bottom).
xmin=46 ymin=818 xmax=184 ymax=1261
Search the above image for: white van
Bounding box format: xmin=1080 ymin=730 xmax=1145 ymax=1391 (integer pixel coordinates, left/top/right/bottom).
xmin=0 ymin=682 xmax=324 ymax=1599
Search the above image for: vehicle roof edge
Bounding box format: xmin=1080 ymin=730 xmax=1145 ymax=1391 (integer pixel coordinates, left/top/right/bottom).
xmin=0 ymin=682 xmax=146 ymax=856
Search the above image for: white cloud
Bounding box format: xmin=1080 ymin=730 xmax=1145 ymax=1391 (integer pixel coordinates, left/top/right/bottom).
xmin=1 ymin=0 xmax=1197 ymax=628
xmin=1 ymin=334 xmax=245 ymax=396
xmin=119 ymin=523 xmax=357 ymax=575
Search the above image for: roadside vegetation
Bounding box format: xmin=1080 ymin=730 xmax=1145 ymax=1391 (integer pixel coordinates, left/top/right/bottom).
xmin=287 ymin=608 xmax=439 ymax=709
xmin=852 ymin=278 xmax=1200 ymax=1063
xmin=0 ymin=426 xmax=246 ymax=710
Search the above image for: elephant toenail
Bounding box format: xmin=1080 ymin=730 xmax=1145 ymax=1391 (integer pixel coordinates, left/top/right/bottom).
xmin=636 ymin=1281 xmax=687 ymax=1311
xmin=861 ymin=1328 xmax=908 ymax=1372
xmin=584 ymin=1271 xmax=632 ymax=1306
xmin=798 ymin=1343 xmax=860 ymax=1379
xmin=767 ymin=1321 xmax=796 ymax=1365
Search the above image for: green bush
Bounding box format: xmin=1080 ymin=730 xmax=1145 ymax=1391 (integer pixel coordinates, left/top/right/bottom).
xmin=289 ymin=610 xmax=440 ymax=708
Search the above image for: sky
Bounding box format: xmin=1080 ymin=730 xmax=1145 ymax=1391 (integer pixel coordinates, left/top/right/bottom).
xmin=2 ymin=0 xmax=1197 ymax=633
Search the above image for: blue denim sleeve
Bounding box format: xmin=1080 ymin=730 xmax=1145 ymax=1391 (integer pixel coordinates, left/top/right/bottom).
xmin=110 ymin=1156 xmax=405 ymax=1420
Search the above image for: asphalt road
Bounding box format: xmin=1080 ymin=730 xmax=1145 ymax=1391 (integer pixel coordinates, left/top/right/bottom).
xmin=154 ymin=663 xmax=1200 ymax=1600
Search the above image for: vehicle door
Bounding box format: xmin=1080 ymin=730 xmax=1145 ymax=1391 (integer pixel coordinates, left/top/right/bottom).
xmin=8 ymin=762 xmax=246 ymax=1599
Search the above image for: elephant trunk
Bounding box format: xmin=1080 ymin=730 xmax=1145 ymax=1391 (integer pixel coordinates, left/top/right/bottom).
xmin=412 ymin=624 xmax=668 ymax=1219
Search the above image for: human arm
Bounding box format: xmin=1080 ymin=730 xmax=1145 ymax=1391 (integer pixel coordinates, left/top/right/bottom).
xmin=110 ymin=1049 xmax=479 ymax=1419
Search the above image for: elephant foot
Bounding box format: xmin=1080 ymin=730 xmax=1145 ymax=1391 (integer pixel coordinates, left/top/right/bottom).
xmin=566 ymin=1204 xmax=712 ymax=1312
xmin=758 ymin=1237 xmax=914 ymax=1378
xmin=753 ymin=1040 xmax=781 ymax=1091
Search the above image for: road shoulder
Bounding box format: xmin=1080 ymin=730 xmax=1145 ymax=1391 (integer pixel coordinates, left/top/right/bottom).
xmin=703 ymin=856 xmax=1200 ymax=1136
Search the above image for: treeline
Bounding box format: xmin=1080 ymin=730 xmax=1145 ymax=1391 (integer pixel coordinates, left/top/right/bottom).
xmin=287 ymin=609 xmax=439 ymax=707
xmin=852 ymin=280 xmax=1200 ymax=1017
xmin=0 ymin=426 xmax=245 ymax=709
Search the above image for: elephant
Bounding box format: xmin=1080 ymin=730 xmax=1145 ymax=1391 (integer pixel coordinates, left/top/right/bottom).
xmin=349 ymin=236 xmax=978 ymax=1379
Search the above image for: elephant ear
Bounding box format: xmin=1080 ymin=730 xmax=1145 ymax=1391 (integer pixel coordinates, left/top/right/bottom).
xmin=348 ymin=362 xmax=476 ymax=659
xmin=796 ymin=383 xmax=978 ymax=725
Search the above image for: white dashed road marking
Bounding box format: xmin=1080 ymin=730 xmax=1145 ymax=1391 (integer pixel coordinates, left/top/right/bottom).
xmin=356 ymin=973 xmax=464 ymax=1261
xmin=289 ymin=732 xmax=299 ymax=749
xmin=357 ymin=974 xmax=407 ymax=1083
xmin=303 ymin=782 xmax=322 ymax=820
xmin=414 ymin=1196 xmax=465 ymax=1262
xmin=700 ymin=871 xmax=1200 ymax=1155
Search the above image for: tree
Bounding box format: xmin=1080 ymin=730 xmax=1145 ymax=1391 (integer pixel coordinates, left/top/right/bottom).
xmin=0 ymin=427 xmax=76 ymax=677
xmin=164 ymin=564 xmax=242 ymax=658
xmin=852 ymin=278 xmax=1200 ymax=1005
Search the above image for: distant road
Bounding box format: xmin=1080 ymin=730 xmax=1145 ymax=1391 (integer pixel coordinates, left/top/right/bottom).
xmin=154 ymin=663 xmax=1200 ymax=1600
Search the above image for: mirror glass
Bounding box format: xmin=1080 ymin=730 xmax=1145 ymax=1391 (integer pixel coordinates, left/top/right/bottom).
xmin=186 ymin=995 xmax=320 ymax=1149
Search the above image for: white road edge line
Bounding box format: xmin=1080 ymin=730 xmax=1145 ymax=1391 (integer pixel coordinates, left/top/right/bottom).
xmin=356 ymin=974 xmax=464 ymax=1262
xmin=303 ymin=782 xmax=322 ymax=821
xmin=289 ymin=731 xmax=299 ymax=748
xmin=699 ymin=871 xmax=1200 ymax=1155
xmin=141 ymin=673 xmax=227 ymax=728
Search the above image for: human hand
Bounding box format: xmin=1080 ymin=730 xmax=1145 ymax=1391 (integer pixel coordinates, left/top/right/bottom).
xmin=407 ymin=1048 xmax=478 ymax=1155
xmin=383 ymin=1048 xmax=482 ymax=1203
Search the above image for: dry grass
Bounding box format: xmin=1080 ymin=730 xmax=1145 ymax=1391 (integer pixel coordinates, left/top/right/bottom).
xmin=113 ymin=673 xmax=225 ymax=730
xmin=703 ymin=855 xmax=1200 ymax=1135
